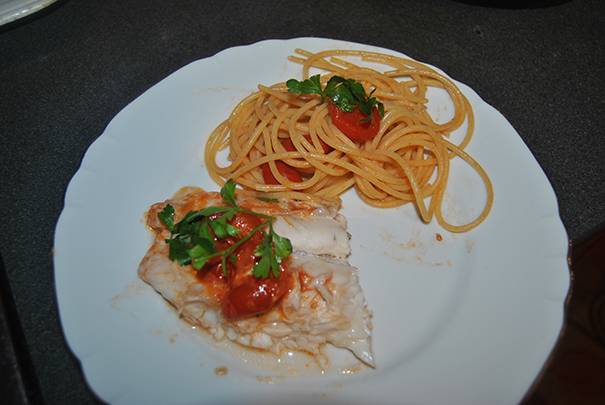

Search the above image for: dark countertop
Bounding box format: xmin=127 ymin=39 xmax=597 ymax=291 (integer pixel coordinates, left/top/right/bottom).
xmin=1 ymin=0 xmax=604 ymax=403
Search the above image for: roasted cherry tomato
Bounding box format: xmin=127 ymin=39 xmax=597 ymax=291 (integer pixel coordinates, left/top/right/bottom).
xmin=327 ymin=102 xmax=381 ymax=142
xmin=222 ymin=272 xmax=292 ymax=319
xmin=223 ymin=280 xmax=273 ymax=319
xmin=261 ymin=161 xmax=302 ymax=184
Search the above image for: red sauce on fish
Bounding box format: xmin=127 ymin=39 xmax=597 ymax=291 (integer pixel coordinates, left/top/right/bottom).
xmin=195 ymin=212 xmax=293 ymax=320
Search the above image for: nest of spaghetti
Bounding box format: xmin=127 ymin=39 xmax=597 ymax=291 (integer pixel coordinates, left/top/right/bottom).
xmin=205 ymin=49 xmax=493 ymax=232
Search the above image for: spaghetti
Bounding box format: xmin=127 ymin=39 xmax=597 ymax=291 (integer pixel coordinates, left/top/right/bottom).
xmin=205 ymin=49 xmax=493 ymax=232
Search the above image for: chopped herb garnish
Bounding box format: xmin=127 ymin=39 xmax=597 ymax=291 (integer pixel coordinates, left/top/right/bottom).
xmin=252 ymin=226 xmax=292 ymax=279
xmin=157 ymin=180 xmax=292 ymax=278
xmin=286 ymin=75 xmax=384 ymax=122
xmin=286 ymin=74 xmax=324 ymax=98
xmin=158 ymin=204 xmax=175 ymax=232
xmin=220 ymin=179 xmax=238 ymax=207
xmin=272 ymin=230 xmax=293 ymax=259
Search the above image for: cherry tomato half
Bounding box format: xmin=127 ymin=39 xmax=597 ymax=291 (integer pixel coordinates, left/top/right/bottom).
xmin=261 ymin=161 xmax=302 ymax=184
xmin=327 ymin=102 xmax=381 ymax=142
xmin=222 ymin=274 xmax=291 ymax=319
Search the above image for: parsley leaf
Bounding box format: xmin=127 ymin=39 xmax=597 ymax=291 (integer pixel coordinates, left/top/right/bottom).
xmin=272 ymin=230 xmax=292 ymax=260
xmin=252 ymin=231 xmax=272 ymax=278
xmin=158 ymin=184 xmax=292 ymax=279
xmin=166 ymin=238 xmax=190 ymax=265
xmin=221 ymin=179 xmax=238 ymax=207
xmin=286 ymin=75 xmax=324 ymax=97
xmin=252 ymin=226 xmax=292 ymax=278
xmin=180 ymin=206 xmax=232 ymax=224
xmin=187 ymin=242 xmax=213 ymax=270
xmin=158 ymin=204 xmax=175 ymax=232
xmin=286 ymin=75 xmax=384 ymax=123
xmin=324 ymin=76 xmax=345 ymax=97
xmin=197 ymin=218 xmax=214 ymax=241
xmin=210 ymin=215 xmax=239 ymax=239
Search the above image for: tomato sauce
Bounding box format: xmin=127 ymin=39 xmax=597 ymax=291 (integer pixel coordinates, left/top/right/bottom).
xmin=194 ymin=212 xmax=293 ymax=320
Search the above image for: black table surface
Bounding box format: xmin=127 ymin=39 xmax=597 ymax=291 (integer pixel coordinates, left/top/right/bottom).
xmin=1 ymin=0 xmax=604 ymax=403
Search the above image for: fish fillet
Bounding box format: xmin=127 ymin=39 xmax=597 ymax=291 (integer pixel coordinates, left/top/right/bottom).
xmin=138 ymin=187 xmax=374 ymax=367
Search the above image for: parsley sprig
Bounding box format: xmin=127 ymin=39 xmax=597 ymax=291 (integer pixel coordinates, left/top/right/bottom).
xmin=286 ymin=75 xmax=385 ymax=122
xmin=253 ymin=226 xmax=292 ymax=278
xmin=157 ymin=180 xmax=292 ymax=278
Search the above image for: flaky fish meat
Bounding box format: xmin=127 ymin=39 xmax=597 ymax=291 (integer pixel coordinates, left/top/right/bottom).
xmin=138 ymin=187 xmax=374 ymax=367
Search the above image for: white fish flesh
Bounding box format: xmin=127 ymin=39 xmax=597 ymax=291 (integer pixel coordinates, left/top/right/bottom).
xmin=138 ymin=187 xmax=374 ymax=367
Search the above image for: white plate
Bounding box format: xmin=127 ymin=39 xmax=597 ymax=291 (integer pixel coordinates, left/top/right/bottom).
xmin=0 ymin=0 xmax=58 ymax=26
xmin=54 ymin=38 xmax=569 ymax=405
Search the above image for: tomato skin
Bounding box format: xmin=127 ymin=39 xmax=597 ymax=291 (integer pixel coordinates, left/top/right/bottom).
xmin=327 ymin=102 xmax=381 ymax=142
xmin=222 ymin=265 xmax=292 ymax=320
xmin=223 ymin=280 xmax=272 ymax=319
xmin=261 ymin=161 xmax=302 ymax=184
xmin=230 ymin=212 xmax=263 ymax=236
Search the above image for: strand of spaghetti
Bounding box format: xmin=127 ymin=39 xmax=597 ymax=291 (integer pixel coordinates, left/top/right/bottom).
xmin=327 ymin=56 xmax=360 ymax=70
xmin=220 ymin=108 xmax=273 ymax=175
xmin=383 ymin=136 xmax=448 ymax=199
xmin=354 ymin=176 xmax=390 ymax=200
xmin=258 ymin=84 xmax=302 ymax=106
xmin=261 ymin=127 xmax=327 ymax=190
xmin=433 ymin=139 xmax=493 ymax=232
xmin=226 ymin=94 xmax=262 ymax=161
xmin=205 ymin=121 xmax=231 ymax=185
xmin=204 ymin=48 xmax=493 ymax=232
xmin=294 ymin=49 xmax=373 ymax=79
xmin=386 ymin=68 xmax=467 ymax=132
xmin=293 ymin=52 xmax=425 ymax=103
xmin=230 ymin=149 xmax=425 ymax=202
xmin=281 ymin=103 xmax=351 ymax=177
xmin=356 ymin=117 xmax=447 ymax=205
xmin=317 ymin=115 xmax=443 ymax=188
xmin=350 ymin=140 xmax=443 ymax=191
xmin=452 ymin=96 xmax=474 ymax=153
xmin=253 ymin=91 xmax=268 ymax=122
xmin=315 ymin=176 xmax=356 ymax=198
xmin=363 ymin=52 xmax=443 ymax=75
xmin=306 ymin=175 xmax=333 ymax=194
xmin=287 ymin=55 xmax=346 ymax=76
